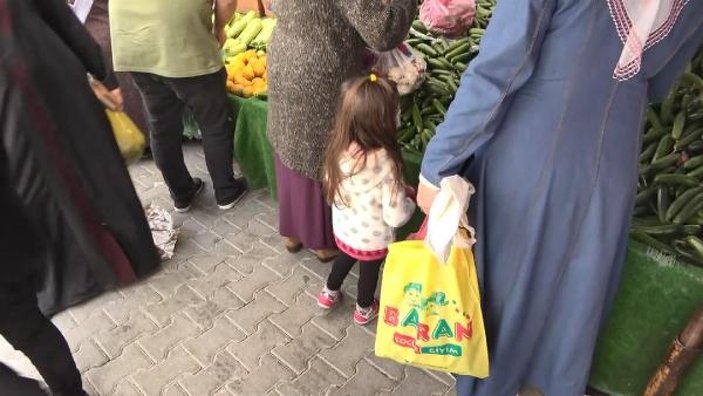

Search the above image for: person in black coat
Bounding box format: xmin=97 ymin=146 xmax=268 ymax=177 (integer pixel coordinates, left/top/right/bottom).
xmin=0 ymin=0 xmax=160 ymax=316
xmin=0 ymin=147 xmax=86 ymax=396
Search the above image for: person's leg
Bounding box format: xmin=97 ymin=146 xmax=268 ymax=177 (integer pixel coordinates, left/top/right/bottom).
xmin=356 ymin=258 xmax=383 ymax=308
xmin=0 ymin=363 xmax=46 ymax=396
xmin=131 ymin=73 xmax=194 ymax=201
xmin=0 ymin=280 xmax=84 ymax=396
xmin=326 ymin=251 xmax=358 ymax=291
xmin=166 ymin=69 xmax=242 ymax=204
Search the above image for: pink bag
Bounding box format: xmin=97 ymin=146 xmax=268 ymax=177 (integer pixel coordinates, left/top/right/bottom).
xmin=419 ymin=0 xmax=476 ymax=38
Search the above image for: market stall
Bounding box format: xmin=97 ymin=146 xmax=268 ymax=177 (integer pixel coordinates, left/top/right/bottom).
xmin=193 ymin=5 xmax=703 ymax=395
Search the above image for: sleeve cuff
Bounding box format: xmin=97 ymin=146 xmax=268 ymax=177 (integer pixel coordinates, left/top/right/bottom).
xmin=419 ymin=174 xmax=440 ymax=191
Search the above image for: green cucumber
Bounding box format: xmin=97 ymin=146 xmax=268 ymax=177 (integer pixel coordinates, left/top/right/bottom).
xmin=654 ymin=174 xmax=700 ymax=187
xmin=673 ymin=193 xmax=703 ymax=224
xmin=672 ymin=111 xmax=687 ymax=140
xmin=684 ymin=155 xmax=703 ymax=170
xmin=666 ymin=186 xmax=703 ymax=222
xmin=653 ymin=135 xmax=675 ymax=161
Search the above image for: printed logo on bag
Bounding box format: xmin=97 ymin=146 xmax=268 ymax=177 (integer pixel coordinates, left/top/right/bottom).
xmin=383 ymin=282 xmax=472 ymax=357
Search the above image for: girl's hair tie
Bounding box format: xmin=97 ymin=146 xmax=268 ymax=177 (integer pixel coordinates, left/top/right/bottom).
xmin=369 ymin=73 xmax=378 ymax=83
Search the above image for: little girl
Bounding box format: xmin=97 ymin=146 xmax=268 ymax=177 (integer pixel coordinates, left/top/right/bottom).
xmin=318 ymin=74 xmax=416 ymax=326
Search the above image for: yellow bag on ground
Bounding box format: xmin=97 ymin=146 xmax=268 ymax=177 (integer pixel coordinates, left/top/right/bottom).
xmin=375 ymin=176 xmax=489 ymax=377
xmin=106 ymin=110 xmax=145 ymax=165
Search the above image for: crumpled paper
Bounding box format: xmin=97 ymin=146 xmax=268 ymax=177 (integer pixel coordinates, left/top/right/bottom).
xmin=146 ymin=203 xmax=179 ymax=261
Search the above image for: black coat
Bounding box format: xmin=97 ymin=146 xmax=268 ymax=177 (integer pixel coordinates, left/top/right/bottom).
xmin=0 ymin=0 xmax=159 ymax=315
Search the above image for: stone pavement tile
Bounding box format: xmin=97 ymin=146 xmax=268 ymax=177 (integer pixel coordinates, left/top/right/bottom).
xmin=262 ymin=251 xmax=306 ymax=278
xmin=227 ymin=354 xmax=294 ymax=396
xmin=266 ymin=265 xmax=323 ymax=306
xmin=332 ymin=359 xmax=397 ymax=396
xmin=436 ymin=372 xmax=457 ymax=386
xmin=256 ymin=211 xmax=279 ymax=231
xmin=210 ymin=239 xmax=244 ymax=259
xmin=213 ymin=388 xmax=232 ymax=396
xmin=272 ymin=322 xmax=336 ymax=375
xmin=319 ymin=325 xmax=375 ymax=378
xmin=185 ymin=286 xmax=246 ymax=330
xmin=83 ymin=379 xmax=99 ymax=396
xmin=187 ymin=220 xmax=224 ymax=252
xmin=228 ymin=263 xmax=281 ymax=303
xmin=145 ymin=285 xmax=205 ymax=326
xmin=223 ymin=197 xmax=271 ymax=229
xmin=132 ymin=346 xmax=200 ymax=396
xmin=114 ymin=379 xmax=143 ymax=396
xmin=52 ymin=310 xmax=78 ymax=333
xmin=226 ymin=291 xmax=286 ymax=335
xmin=226 ymin=219 xmax=278 ymax=253
xmin=179 ymin=351 xmax=248 ymax=396
xmin=139 ymin=314 xmax=201 ymax=362
xmin=444 ymin=383 xmax=456 ymax=395
xmin=74 ymin=339 xmax=109 ymax=374
xmin=226 ymin=320 xmax=290 ymax=371
xmin=95 ymin=311 xmax=158 ymax=359
xmin=268 ymin=294 xmax=321 ymax=338
xmin=189 ymin=254 xmax=229 ymax=275
xmin=226 ymin=242 xmax=278 ymax=275
xmin=64 ymin=310 xmax=116 ymax=353
xmin=163 ymin=383 xmax=189 ymax=396
xmin=186 ymin=262 xmax=244 ymax=299
xmin=310 ymin=295 xmax=358 ymax=341
xmin=70 ymin=291 xmax=123 ymax=325
xmin=210 ymin=217 xmax=243 ymax=242
xmin=184 ymin=316 xmax=246 ymax=367
xmin=104 ymin=284 xmax=162 ymax=325
xmin=384 ymin=367 xmax=450 ymax=396
xmin=300 ymin=256 xmax=333 ymax=282
xmin=365 ymin=355 xmax=405 ymax=382
xmin=275 ymin=357 xmax=346 ymax=396
xmin=149 ymin=265 xmax=203 ymax=298
xmin=87 ymin=344 xmax=153 ymax=396
xmin=172 ymin=238 xmax=207 ymax=262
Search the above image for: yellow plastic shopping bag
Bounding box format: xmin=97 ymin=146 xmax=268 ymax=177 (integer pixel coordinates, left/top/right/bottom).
xmin=89 ymin=76 xmax=146 ymax=165
xmin=105 ymin=110 xmax=146 ymax=165
xmin=375 ymin=176 xmax=489 ymax=377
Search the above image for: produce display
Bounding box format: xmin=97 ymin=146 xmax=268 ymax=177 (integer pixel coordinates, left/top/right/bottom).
xmin=398 ymin=0 xmax=496 ymax=155
xmin=631 ymin=52 xmax=703 ymax=267
xmin=226 ymin=50 xmax=268 ymax=98
xmin=222 ymin=11 xmax=275 ymax=98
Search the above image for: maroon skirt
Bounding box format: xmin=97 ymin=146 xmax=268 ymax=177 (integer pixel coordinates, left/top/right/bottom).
xmin=275 ymin=157 xmax=336 ymax=250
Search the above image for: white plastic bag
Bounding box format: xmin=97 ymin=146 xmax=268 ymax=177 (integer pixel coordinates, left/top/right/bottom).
xmin=420 ymin=0 xmax=476 ymax=38
xmin=426 ymin=175 xmax=476 ymax=263
xmin=372 ymin=43 xmax=427 ymax=96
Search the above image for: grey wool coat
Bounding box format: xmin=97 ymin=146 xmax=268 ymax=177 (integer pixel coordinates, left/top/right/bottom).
xmin=267 ymin=0 xmax=418 ymax=180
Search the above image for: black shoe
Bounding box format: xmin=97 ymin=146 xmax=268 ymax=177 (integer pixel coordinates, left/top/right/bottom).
xmin=174 ymin=178 xmax=204 ymax=213
xmin=217 ymin=178 xmax=248 ymax=210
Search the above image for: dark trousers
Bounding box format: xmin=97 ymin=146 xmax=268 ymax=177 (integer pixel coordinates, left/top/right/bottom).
xmin=327 ymin=251 xmax=383 ymax=308
xmin=0 ymin=279 xmax=84 ymax=396
xmin=131 ymin=69 xmax=237 ymax=203
xmin=0 ymin=363 xmax=46 ymax=396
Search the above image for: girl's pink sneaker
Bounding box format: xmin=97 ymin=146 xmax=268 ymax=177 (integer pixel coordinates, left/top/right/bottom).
xmin=317 ymin=288 xmax=342 ymax=310
xmin=353 ymin=300 xmax=379 ymax=326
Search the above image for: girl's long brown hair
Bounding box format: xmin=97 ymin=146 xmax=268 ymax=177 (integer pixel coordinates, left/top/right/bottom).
xmin=323 ymin=75 xmax=404 ymax=206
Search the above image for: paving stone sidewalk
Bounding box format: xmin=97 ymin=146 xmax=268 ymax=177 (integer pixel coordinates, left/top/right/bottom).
xmin=0 ymin=144 xmax=456 ymax=396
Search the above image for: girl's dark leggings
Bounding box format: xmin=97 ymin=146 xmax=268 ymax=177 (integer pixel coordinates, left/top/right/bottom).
xmin=326 ymin=251 xmax=384 ymax=308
